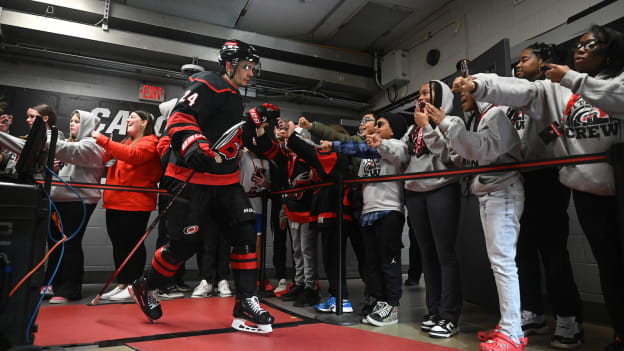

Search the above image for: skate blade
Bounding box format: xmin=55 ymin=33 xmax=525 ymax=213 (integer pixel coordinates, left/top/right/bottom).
xmin=232 ymin=318 xmax=272 ymax=334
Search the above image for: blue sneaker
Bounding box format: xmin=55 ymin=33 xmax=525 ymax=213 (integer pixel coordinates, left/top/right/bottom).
xmin=314 ymin=295 xmax=336 ymax=312
xmin=332 ymin=298 xmax=353 ymax=313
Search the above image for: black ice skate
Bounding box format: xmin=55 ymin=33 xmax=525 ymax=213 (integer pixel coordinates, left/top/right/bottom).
xmin=232 ymin=295 xmax=275 ymax=334
xmin=129 ymin=276 xmax=162 ymax=322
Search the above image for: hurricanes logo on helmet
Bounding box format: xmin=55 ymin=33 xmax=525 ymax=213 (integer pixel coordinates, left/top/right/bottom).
xmin=183 ymin=225 xmax=200 ymax=235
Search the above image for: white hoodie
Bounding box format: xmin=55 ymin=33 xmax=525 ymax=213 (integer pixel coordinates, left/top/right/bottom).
xmin=472 ymin=69 xmax=624 ymax=195
xmin=439 ymin=101 xmax=523 ymax=196
xmin=402 ymin=80 xmax=463 ymax=192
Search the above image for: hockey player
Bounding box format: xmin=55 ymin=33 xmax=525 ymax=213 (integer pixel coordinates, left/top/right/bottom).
xmin=129 ymin=39 xmax=278 ymax=334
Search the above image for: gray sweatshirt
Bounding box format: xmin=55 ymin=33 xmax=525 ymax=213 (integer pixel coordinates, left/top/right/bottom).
xmin=472 ymin=70 xmax=624 ymax=195
xmin=0 ymin=110 xmax=104 ymax=203
xmin=402 ymin=80 xmax=463 ymax=192
xmin=439 ymin=101 xmax=523 ymax=196
xmin=359 ymin=138 xmax=410 ymax=214
xmin=51 ymin=110 xmax=105 ymax=203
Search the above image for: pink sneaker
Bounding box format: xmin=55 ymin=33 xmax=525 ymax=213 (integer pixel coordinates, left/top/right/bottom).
xmin=49 ymin=296 xmax=68 ymax=304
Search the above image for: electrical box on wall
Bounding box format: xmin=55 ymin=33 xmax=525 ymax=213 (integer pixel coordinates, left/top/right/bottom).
xmin=381 ymin=49 xmax=409 ymax=88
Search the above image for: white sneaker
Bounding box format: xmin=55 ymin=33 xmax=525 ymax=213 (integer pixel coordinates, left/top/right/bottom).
xmin=40 ymin=285 xmax=54 ymax=298
xmin=521 ymin=310 xmax=549 ymax=335
xmin=217 ymin=279 xmax=232 ymax=297
xmin=109 ymin=287 xmax=133 ymax=301
xmin=191 ymin=280 xmax=213 ymax=298
xmin=274 ymin=278 xmax=289 ymax=294
xmin=100 ymin=286 xmax=124 ymax=300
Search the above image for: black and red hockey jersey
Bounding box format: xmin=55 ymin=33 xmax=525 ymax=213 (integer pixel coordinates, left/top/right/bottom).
xmin=256 ymin=132 xmax=315 ymax=224
xmin=164 ymin=71 xmax=247 ymax=185
xmin=285 ymin=134 xmax=353 ymax=228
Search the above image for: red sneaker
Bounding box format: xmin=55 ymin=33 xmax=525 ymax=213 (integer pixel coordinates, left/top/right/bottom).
xmin=480 ymin=331 xmax=526 ymax=351
xmin=274 ymin=282 xmax=295 ymax=297
xmin=263 ymin=279 xmax=275 ymax=292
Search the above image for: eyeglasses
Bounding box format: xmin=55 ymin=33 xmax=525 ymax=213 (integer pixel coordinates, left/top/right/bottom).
xmin=575 ymin=39 xmax=601 ymax=51
xmin=360 ymin=117 xmax=375 ymax=125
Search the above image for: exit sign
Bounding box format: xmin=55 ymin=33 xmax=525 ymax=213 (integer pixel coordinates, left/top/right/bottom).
xmin=139 ymin=83 xmax=165 ymax=102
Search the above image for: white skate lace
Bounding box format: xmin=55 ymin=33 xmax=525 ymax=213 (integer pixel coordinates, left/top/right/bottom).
xmin=147 ymin=290 xmax=160 ymax=309
xmin=246 ymin=296 xmax=264 ymax=314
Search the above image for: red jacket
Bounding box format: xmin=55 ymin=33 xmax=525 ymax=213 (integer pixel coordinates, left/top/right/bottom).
xmin=97 ymin=134 xmax=161 ymax=211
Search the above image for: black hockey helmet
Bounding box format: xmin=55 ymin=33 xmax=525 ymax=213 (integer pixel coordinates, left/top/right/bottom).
xmin=218 ymin=39 xmax=261 ymax=78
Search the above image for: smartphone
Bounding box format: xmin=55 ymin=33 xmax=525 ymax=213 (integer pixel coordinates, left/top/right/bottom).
xmin=0 ymin=115 xmax=12 ymax=125
xmin=460 ymin=59 xmax=469 ymax=78
xmin=539 ymin=121 xmax=563 ymax=144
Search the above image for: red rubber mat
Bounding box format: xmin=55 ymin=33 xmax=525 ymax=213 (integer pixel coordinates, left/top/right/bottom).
xmin=35 ymin=297 xmax=301 ymax=347
xmin=127 ymin=323 xmax=463 ymax=351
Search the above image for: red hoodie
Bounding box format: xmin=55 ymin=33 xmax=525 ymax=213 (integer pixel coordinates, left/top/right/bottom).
xmin=97 ymin=134 xmax=161 ymax=211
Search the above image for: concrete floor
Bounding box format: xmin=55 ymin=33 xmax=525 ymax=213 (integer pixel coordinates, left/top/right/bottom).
xmin=41 ymin=277 xmax=613 ymax=351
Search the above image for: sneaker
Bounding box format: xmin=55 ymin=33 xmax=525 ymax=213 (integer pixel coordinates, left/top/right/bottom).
xmin=217 ymin=279 xmax=233 ymax=297
xmin=479 ymin=331 xmax=525 ymax=351
xmin=315 ymin=295 xmax=352 ymax=313
xmin=421 ymin=313 xmax=439 ymax=331
xmin=274 ymin=279 xmax=289 ymax=295
xmin=294 ymin=287 xmax=320 ymax=307
xmin=315 ymin=295 xmax=336 ymax=312
xmin=359 ymin=295 xmax=378 ymax=324
xmin=275 ymin=281 xmax=293 ymax=298
xmin=333 ymin=299 xmax=353 ymax=313
xmin=100 ymin=286 xmax=124 ymax=300
xmin=551 ymin=315 xmax=583 ymax=349
xmin=158 ymin=284 xmax=184 ymax=300
xmin=280 ymin=284 xmax=304 ymax=301
xmin=366 ymin=301 xmax=398 ymax=327
xmin=175 ymin=282 xmax=192 ymax=292
xmin=191 ymin=280 xmax=213 ymax=298
xmin=40 ymin=285 xmax=54 ymax=299
xmin=129 ymin=277 xmax=162 ymax=322
xmin=49 ymin=296 xmax=68 ymax=304
xmin=110 ymin=287 xmax=133 ymax=301
xmin=521 ymin=310 xmax=549 ymax=335
xmin=429 ymin=319 xmax=458 ymax=338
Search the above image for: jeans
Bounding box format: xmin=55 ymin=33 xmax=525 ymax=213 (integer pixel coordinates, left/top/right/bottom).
xmin=478 ymin=181 xmax=524 ymax=341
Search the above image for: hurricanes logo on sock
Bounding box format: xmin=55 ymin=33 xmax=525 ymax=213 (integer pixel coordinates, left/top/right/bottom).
xmin=183 ymin=225 xmax=200 ymax=235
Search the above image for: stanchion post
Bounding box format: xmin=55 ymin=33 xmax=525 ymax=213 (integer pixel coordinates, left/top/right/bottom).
xmin=335 ymin=172 xmax=344 ymax=315
xmin=258 ymin=191 xmax=269 ymax=296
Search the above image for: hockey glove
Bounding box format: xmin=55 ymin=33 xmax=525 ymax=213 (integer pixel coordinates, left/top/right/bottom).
xmin=247 ymin=103 xmax=280 ymax=128
xmin=181 ymin=134 xmax=220 ymax=172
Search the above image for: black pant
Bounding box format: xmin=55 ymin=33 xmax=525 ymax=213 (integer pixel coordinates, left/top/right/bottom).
xmin=516 ymin=168 xmax=581 ymax=318
xmin=148 ymin=183 xmax=257 ymax=296
xmin=406 ymin=183 xmax=462 ymax=322
xmin=573 ymin=190 xmax=624 ymax=336
xmin=406 ymin=218 xmax=423 ymax=281
xmin=270 ymin=197 xmax=288 ymax=279
xmin=45 ymin=202 xmax=96 ymax=300
xmin=196 ymin=229 xmax=230 ymax=282
xmin=106 ymin=209 xmax=151 ymax=284
xmin=157 ymin=193 xmax=185 ymax=284
xmin=361 ymin=211 xmax=404 ymax=306
xmin=319 ymin=221 xmax=352 ymax=299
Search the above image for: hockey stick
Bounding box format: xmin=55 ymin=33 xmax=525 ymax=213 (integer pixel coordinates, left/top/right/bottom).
xmin=90 ymin=170 xmax=196 ymax=305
